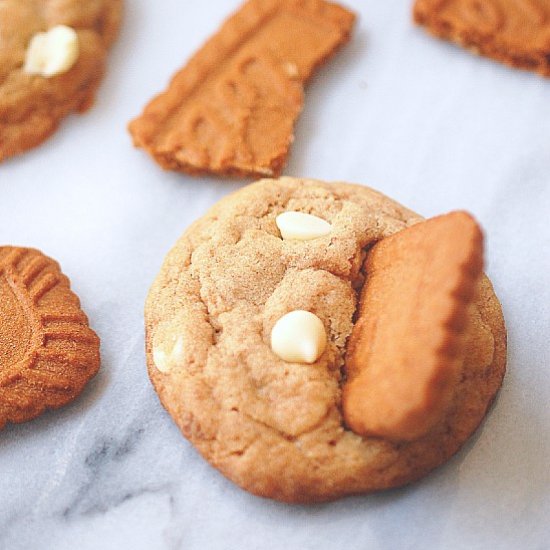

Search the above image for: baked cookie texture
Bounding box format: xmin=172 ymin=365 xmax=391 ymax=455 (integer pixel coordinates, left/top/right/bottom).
xmin=145 ymin=178 xmax=506 ymax=503
xmin=414 ymin=0 xmax=550 ymax=77
xmin=0 ymin=0 xmax=123 ymax=162
xmin=0 ymin=247 xmax=100 ymax=429
xmin=129 ymin=0 xmax=355 ymax=178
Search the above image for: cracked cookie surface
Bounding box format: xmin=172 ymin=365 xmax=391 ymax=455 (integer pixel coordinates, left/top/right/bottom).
xmin=0 ymin=0 xmax=122 ymax=161
xmin=145 ymin=177 xmax=506 ymax=503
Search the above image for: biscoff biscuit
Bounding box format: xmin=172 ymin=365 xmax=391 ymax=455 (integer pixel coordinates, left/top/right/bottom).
xmin=343 ymin=212 xmax=484 ymax=442
xmin=414 ymin=0 xmax=550 ymax=77
xmin=0 ymin=247 xmax=100 ymax=428
xmin=145 ymin=177 xmax=506 ymax=503
xmin=129 ymin=0 xmax=355 ymax=178
xmin=0 ymin=0 xmax=122 ymax=162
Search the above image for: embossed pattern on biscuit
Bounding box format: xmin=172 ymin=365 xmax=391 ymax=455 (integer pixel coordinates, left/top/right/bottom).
xmin=129 ymin=0 xmax=355 ymax=178
xmin=414 ymin=0 xmax=550 ymax=76
xmin=0 ymin=247 xmax=100 ymax=429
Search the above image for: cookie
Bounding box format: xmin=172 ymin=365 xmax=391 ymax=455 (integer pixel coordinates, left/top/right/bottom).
xmin=0 ymin=0 xmax=123 ymax=162
xmin=414 ymin=0 xmax=550 ymax=77
xmin=129 ymin=0 xmax=355 ymax=178
xmin=145 ymin=177 xmax=506 ymax=503
xmin=0 ymin=247 xmax=100 ymax=429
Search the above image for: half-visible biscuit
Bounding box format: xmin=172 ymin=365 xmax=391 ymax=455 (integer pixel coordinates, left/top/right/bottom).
xmin=414 ymin=0 xmax=550 ymax=77
xmin=0 ymin=247 xmax=100 ymax=428
xmin=343 ymin=212 xmax=484 ymax=441
xmin=129 ymin=0 xmax=355 ymax=178
xmin=0 ymin=0 xmax=122 ymax=162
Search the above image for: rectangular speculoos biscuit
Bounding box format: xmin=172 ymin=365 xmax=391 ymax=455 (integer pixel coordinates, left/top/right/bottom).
xmin=129 ymin=0 xmax=355 ymax=178
xmin=414 ymin=0 xmax=550 ymax=77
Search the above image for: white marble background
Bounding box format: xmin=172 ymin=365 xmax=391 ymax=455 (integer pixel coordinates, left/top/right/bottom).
xmin=1 ymin=1 xmax=549 ymax=548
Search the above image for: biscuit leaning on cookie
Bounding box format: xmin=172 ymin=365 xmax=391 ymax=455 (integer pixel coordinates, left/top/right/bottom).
xmin=145 ymin=177 xmax=506 ymax=503
xmin=343 ymin=211 xmax=485 ymax=441
xmin=0 ymin=0 xmax=123 ymax=162
xmin=0 ymin=247 xmax=100 ymax=429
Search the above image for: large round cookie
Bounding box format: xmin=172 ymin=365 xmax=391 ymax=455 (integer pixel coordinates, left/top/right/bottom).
xmin=0 ymin=0 xmax=122 ymax=161
xmin=145 ymin=177 xmax=506 ymax=503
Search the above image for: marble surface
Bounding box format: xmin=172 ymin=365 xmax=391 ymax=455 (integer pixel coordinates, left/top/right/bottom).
xmin=1 ymin=1 xmax=549 ymax=549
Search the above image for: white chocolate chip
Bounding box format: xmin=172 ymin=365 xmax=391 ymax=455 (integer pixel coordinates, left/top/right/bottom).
xmin=24 ymin=25 xmax=80 ymax=78
xmin=271 ymin=310 xmax=327 ymax=364
xmin=152 ymin=335 xmax=185 ymax=373
xmin=276 ymin=212 xmax=332 ymax=241
xmin=152 ymin=348 xmax=170 ymax=373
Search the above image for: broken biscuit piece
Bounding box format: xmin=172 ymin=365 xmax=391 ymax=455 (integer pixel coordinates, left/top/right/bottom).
xmin=343 ymin=212 xmax=484 ymax=442
xmin=0 ymin=0 xmax=122 ymax=162
xmin=414 ymin=0 xmax=550 ymax=77
xmin=129 ymin=0 xmax=355 ymax=178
